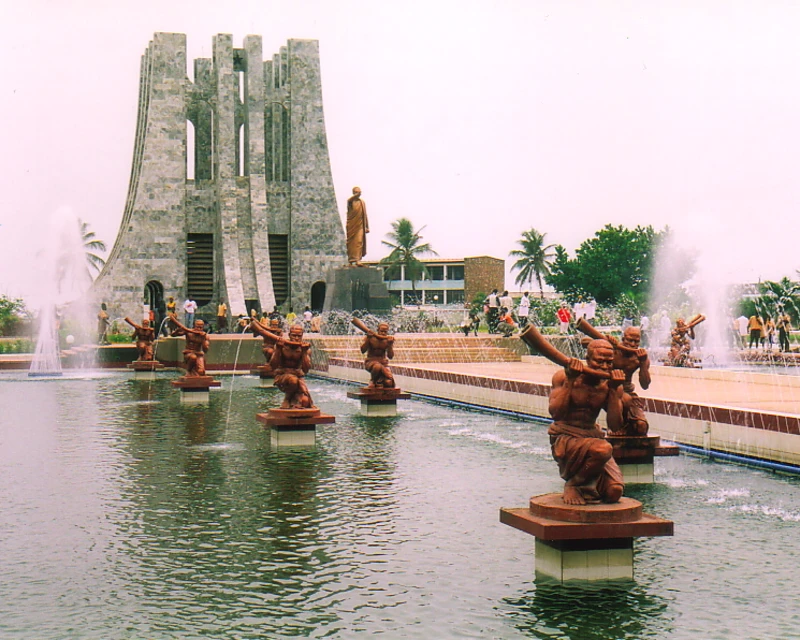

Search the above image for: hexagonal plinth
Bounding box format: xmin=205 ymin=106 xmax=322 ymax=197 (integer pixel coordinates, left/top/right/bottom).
xmin=500 ymin=493 xmax=673 ymax=582
xmin=256 ymin=408 xmax=336 ymax=448
xmin=347 ymin=388 xmax=411 ymax=417
xmin=171 ymin=375 xmax=221 ymax=404
xmin=128 ymin=361 xmax=164 ymax=381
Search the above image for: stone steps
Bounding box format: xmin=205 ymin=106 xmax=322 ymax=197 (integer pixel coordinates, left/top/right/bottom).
xmin=310 ymin=334 xmax=522 ymax=364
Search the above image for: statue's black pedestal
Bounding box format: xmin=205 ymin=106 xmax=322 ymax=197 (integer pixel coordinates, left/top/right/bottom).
xmin=323 ymin=266 xmax=391 ymax=313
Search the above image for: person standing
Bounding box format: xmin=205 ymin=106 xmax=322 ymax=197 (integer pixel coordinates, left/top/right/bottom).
xmin=346 ymin=186 xmax=369 ymax=266
xmin=166 ymin=297 xmax=178 ymax=334
xmin=764 ymin=317 xmax=776 ymax=351
xmin=485 ymin=289 xmax=500 ymax=333
xmin=216 ymin=301 xmax=228 ymax=333
xmin=556 ymin=303 xmax=572 ymax=334
xmin=303 ymin=306 xmax=313 ymax=331
xmin=499 ymin=290 xmax=513 ymax=311
xmin=747 ymin=313 xmax=763 ymax=349
xmin=736 ymin=314 xmax=749 ymax=348
xmin=183 ymin=297 xmax=197 ymax=328
xmin=639 ymin=315 xmax=650 ymax=347
xmin=518 ymin=291 xmax=530 ymax=328
xmin=97 ymin=303 xmax=110 ymax=345
xmin=777 ymin=311 xmax=793 ymax=352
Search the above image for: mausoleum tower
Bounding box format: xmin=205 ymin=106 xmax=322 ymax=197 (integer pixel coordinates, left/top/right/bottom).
xmin=91 ymin=33 xmax=346 ymax=319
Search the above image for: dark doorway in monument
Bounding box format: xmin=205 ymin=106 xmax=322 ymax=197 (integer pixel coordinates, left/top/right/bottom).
xmin=145 ymin=281 xmax=165 ymax=331
xmin=310 ymin=281 xmax=326 ymax=312
xmin=245 ymin=299 xmax=261 ymax=316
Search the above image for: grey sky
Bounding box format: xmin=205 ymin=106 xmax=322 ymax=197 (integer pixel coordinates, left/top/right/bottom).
xmin=2 ymin=0 xmax=799 ymax=304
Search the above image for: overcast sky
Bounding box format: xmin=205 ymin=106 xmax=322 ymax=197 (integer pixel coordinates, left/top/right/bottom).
xmin=2 ymin=0 xmax=799 ymax=305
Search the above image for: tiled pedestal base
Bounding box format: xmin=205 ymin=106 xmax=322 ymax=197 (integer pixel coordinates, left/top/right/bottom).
xmin=257 ymin=408 xmax=336 ymax=448
xmin=250 ymin=366 xmax=275 ymax=388
xmin=346 ymin=388 xmax=411 ymax=417
xmin=607 ymin=434 xmax=662 ymax=485
xmin=128 ymin=361 xmax=164 ymax=381
xmin=500 ymin=493 xmax=673 ymax=582
xmin=535 ymin=538 xmax=634 ymax=581
xmin=171 ymin=376 xmax=221 ymax=404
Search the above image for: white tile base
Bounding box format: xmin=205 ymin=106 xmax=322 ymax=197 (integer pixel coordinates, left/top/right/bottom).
xmin=619 ymin=463 xmax=655 ymax=484
xmin=179 ymin=390 xmax=210 ymax=404
xmin=270 ymin=429 xmax=316 ymax=448
xmin=361 ymin=399 xmax=398 ymax=417
xmin=535 ymin=539 xmax=634 ymax=582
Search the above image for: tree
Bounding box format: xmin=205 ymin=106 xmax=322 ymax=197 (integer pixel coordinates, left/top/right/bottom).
xmin=757 ymin=277 xmax=800 ymax=321
xmin=0 ymin=295 xmax=27 ymax=336
xmin=380 ymin=218 xmax=437 ymax=302
xmin=545 ymin=224 xmax=693 ymax=308
xmin=79 ymin=219 xmax=107 ymax=278
xmin=509 ymin=228 xmax=556 ymax=299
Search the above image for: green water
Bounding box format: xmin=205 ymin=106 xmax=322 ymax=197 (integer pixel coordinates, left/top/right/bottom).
xmin=0 ymin=372 xmax=799 ymax=639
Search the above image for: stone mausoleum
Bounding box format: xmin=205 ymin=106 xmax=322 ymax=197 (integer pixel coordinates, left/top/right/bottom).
xmin=91 ymin=33 xmax=346 ymax=319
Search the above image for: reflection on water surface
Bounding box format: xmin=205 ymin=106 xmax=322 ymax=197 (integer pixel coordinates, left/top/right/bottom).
xmin=0 ymin=372 xmax=798 ymax=639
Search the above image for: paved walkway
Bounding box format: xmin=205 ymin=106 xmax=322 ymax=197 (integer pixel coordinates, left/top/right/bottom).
xmin=416 ymin=359 xmax=800 ymax=417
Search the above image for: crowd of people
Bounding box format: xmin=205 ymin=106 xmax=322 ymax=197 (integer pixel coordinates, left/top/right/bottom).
xmin=97 ymin=298 xmax=324 ymax=344
xmin=97 ymin=291 xmax=795 ymax=355
xmin=461 ymin=291 xmax=600 ymax=338
xmin=735 ymin=311 xmax=793 ymax=352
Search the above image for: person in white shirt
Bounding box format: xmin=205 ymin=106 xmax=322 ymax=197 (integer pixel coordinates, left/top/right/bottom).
xmin=183 ymin=298 xmax=198 ymax=327
xmin=736 ymin=315 xmax=749 ymax=348
xmin=640 ymin=315 xmax=650 ymax=347
xmin=518 ymin=292 xmax=530 ymax=328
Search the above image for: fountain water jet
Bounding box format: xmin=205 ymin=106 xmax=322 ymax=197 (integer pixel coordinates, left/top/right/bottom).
xmin=28 ymin=207 xmax=95 ymax=377
xmin=649 ymin=223 xmax=737 ymax=368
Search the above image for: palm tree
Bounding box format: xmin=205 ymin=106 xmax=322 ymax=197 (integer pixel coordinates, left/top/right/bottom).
xmin=509 ymin=228 xmax=555 ymax=298
xmin=760 ymin=276 xmax=800 ymax=319
xmin=79 ymin=219 xmax=107 ymax=277
xmin=380 ymin=218 xmax=437 ymax=304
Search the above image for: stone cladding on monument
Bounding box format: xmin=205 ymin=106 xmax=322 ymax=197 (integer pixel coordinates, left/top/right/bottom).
xmin=464 ymin=256 xmax=505 ymax=302
xmin=91 ymin=33 xmax=346 ymax=320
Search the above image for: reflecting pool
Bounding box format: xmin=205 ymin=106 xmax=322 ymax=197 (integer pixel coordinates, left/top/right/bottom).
xmin=0 ymin=372 xmax=799 ymax=639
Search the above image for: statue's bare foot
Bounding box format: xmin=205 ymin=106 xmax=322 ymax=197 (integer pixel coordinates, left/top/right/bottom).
xmin=562 ymin=485 xmax=586 ymax=505
xmin=580 ymin=486 xmax=602 ymax=503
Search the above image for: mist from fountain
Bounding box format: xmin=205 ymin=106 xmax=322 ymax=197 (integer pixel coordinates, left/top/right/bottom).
xmin=649 ymin=226 xmax=737 ymax=368
xmin=27 ymin=207 xmax=95 ymax=377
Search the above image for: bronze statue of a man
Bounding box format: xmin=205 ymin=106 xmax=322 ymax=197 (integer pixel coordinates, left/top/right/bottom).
xmin=263 ymin=324 xmax=314 ymax=409
xmin=606 ymin=326 xmax=651 ymax=436
xmin=360 ymin=322 xmax=396 ymax=389
xmin=169 ymin=313 xmax=210 ymax=377
xmin=667 ymin=318 xmax=694 ymax=367
xmin=548 ymin=339 xmax=626 ymax=505
xmin=250 ymin=317 xmax=283 ymax=371
xmin=125 ymin=316 xmax=156 ymax=362
xmin=346 ymin=186 xmax=369 ymax=266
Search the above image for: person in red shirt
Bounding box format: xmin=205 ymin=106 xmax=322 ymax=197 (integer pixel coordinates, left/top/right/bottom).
xmin=556 ymin=303 xmax=572 ymax=334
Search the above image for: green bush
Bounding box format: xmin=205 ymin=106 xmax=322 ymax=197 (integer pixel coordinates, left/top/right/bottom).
xmin=107 ymin=333 xmax=133 ymax=344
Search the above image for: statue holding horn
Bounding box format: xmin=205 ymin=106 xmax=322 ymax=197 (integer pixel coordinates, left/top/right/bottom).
xmin=520 ymin=325 xmax=626 ymax=505
xmin=665 ymin=314 xmax=705 ymax=368
xmin=352 ymin=317 xmax=395 ymax=389
xmin=575 ymin=318 xmax=651 ymax=436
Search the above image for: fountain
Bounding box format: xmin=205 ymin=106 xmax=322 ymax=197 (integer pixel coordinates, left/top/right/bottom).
xmin=28 ymin=207 xmax=95 ymax=377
